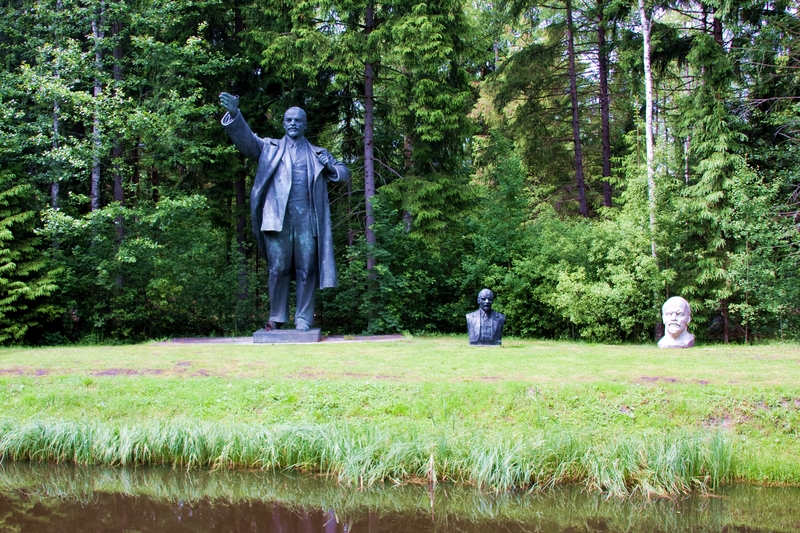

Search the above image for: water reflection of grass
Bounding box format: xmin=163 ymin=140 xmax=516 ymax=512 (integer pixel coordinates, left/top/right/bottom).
xmin=2 ymin=463 xmax=800 ymax=532
xmin=0 ymin=338 xmax=799 ymax=496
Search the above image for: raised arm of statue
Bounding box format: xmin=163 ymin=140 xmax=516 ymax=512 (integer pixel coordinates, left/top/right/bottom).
xmin=219 ymin=92 xmax=240 ymax=119
xmin=219 ymin=93 xmax=264 ymax=162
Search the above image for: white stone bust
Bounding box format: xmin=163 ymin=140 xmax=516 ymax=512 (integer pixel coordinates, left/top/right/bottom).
xmin=658 ymin=296 xmax=695 ymax=349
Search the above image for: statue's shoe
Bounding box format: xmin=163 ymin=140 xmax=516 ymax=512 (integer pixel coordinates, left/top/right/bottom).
xmin=264 ymin=321 xmax=282 ymax=331
xmin=295 ymin=320 xmax=310 ymax=331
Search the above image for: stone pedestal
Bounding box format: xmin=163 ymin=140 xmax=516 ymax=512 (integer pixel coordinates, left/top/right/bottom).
xmin=253 ymin=328 xmax=321 ymax=344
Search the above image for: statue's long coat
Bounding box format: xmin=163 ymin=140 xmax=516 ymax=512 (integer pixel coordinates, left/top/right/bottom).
xmin=223 ymin=111 xmax=350 ymax=288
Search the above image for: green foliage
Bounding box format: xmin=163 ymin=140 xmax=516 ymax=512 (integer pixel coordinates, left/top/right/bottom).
xmin=256 ymin=0 xmax=483 ymax=240
xmin=661 ymin=28 xmax=800 ymax=338
xmin=321 ymin=196 xmax=472 ymax=334
xmin=0 ymin=0 xmax=798 ymax=343
xmin=40 ymin=196 xmax=268 ymax=342
xmin=464 ymin=132 xmax=659 ymax=342
xmin=377 ymin=0 xmax=480 ymax=238
xmin=0 ymin=170 xmax=60 ymax=344
xmin=487 ymin=209 xmax=658 ymax=342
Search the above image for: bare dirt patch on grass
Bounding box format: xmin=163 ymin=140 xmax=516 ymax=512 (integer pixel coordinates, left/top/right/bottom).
xmin=341 ymin=372 xmax=401 ymax=380
xmin=703 ymin=414 xmax=736 ymax=429
xmin=342 ymin=372 xmax=371 ymax=379
xmin=0 ymin=361 xmax=233 ymax=378
xmin=289 ymin=368 xmax=328 ymax=379
xmin=1 ymin=367 xmax=52 ymax=376
xmin=636 ymin=376 xmax=683 ymax=384
xmin=92 ymin=368 xmax=165 ymax=376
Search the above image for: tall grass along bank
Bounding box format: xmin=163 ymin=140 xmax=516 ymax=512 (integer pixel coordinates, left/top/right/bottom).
xmin=0 ymin=418 xmax=735 ymax=497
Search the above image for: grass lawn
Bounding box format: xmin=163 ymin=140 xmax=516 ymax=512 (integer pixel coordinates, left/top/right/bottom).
xmin=1 ymin=336 xmax=799 ymax=496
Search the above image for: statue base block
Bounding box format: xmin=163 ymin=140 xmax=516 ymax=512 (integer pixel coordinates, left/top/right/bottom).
xmin=253 ymin=328 xmax=321 ymax=344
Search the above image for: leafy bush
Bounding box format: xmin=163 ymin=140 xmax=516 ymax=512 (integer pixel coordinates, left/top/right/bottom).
xmin=319 ymin=196 xmax=472 ymax=335
xmin=40 ymin=195 xmax=268 ymax=342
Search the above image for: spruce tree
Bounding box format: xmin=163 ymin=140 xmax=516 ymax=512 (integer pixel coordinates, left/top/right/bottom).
xmin=0 ymin=169 xmax=60 ymax=344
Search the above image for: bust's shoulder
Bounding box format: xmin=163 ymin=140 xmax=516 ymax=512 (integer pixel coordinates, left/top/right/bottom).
xmin=658 ymin=332 xmax=695 ymax=349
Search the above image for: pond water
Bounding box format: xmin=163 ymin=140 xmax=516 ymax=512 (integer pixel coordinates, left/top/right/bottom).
xmin=1 ymin=462 xmax=799 ymax=532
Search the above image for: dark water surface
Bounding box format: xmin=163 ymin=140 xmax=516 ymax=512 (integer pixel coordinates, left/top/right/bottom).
xmin=1 ymin=463 xmax=799 ymax=532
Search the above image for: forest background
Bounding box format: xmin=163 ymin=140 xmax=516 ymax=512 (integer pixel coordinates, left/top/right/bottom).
xmin=0 ymin=0 xmax=798 ymax=345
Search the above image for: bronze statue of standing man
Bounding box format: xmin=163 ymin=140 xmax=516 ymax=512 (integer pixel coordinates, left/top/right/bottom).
xmin=220 ymin=93 xmax=350 ymax=331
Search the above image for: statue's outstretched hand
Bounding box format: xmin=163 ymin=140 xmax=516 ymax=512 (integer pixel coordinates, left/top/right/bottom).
xmin=219 ymin=92 xmax=240 ymax=115
xmin=317 ymin=152 xmax=336 ymax=174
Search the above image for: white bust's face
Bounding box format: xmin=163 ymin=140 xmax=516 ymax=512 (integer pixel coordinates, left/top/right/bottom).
xmin=662 ymin=300 xmax=690 ymax=338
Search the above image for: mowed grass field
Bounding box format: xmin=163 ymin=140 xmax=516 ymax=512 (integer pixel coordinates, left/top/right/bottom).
xmin=1 ymin=336 xmax=799 ymax=496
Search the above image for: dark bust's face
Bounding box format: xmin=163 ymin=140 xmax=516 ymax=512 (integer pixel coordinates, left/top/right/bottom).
xmin=477 ymin=290 xmax=494 ymax=313
xmin=283 ymin=108 xmax=307 ymax=140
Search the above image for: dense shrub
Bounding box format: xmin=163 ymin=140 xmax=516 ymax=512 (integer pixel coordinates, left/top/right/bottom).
xmin=319 ymin=197 xmax=473 ymax=335
xmin=39 ymin=195 xmax=268 ymax=342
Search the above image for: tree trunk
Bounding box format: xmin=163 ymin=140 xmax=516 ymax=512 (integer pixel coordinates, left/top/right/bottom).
xmin=234 ymin=2 xmax=248 ymax=301
xmin=566 ymin=0 xmax=588 ymax=217
xmin=51 ymin=0 xmax=62 ymax=211
xmin=150 ymin=167 xmax=159 ymax=203
xmin=712 ymin=8 xmax=723 ymax=47
xmin=91 ymin=6 xmax=104 ymax=212
xmin=343 ymin=87 xmax=356 ymax=247
xmin=110 ymin=12 xmax=125 ymax=288
xmin=112 ymin=139 xmax=124 ymax=249
xmin=51 ymin=88 xmax=60 ymax=250
xmin=111 ymin=147 xmax=123 ymax=205
xmin=403 ymin=130 xmax=412 ymax=231
xmin=111 ymin=17 xmax=124 ymax=244
xmin=639 ymin=0 xmax=660 ymax=339
xmin=52 ymin=95 xmax=60 ymax=209
xmin=721 ymin=298 xmax=729 ymax=343
xmin=235 ymin=169 xmax=247 ymax=300
xmin=597 ymin=4 xmax=613 ymax=207
xmin=684 ymin=134 xmax=691 ymax=185
xmin=364 ymin=2 xmax=377 ymax=271
xmin=639 ymin=0 xmax=656 ymax=257
xmin=400 ymin=64 xmax=413 ymax=232
xmin=132 ymin=137 xmax=140 ymax=199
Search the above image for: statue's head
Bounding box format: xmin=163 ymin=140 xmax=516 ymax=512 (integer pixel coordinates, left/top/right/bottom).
xmin=662 ymin=296 xmax=691 ymax=339
xmin=283 ymin=107 xmax=308 ymax=140
xmin=477 ymin=288 xmax=494 ymax=313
